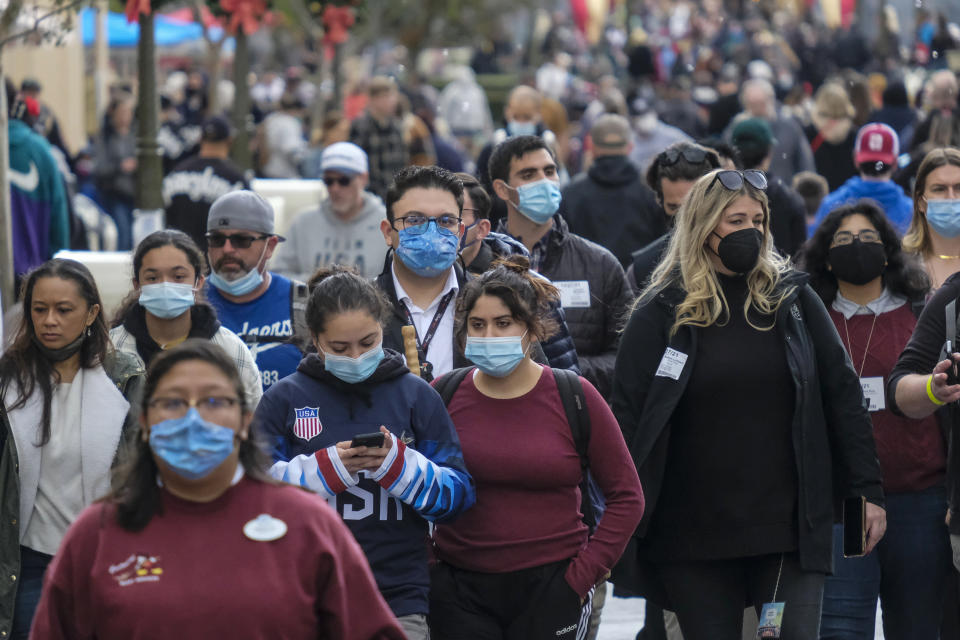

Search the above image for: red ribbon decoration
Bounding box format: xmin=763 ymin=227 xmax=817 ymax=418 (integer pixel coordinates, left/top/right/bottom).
xmin=220 ymin=0 xmax=268 ymax=35
xmin=322 ymin=5 xmax=354 ymax=45
xmin=125 ymin=0 xmax=151 ymax=24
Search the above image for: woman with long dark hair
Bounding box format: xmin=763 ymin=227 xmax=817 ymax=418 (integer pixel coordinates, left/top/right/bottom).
xmin=109 ymin=229 xmax=262 ymax=409
xmin=611 ymin=170 xmax=885 ymax=638
xmin=28 ymin=340 xmax=405 ymax=639
xmin=798 ymin=200 xmax=948 ymax=638
xmin=0 ymin=259 xmax=144 ymax=639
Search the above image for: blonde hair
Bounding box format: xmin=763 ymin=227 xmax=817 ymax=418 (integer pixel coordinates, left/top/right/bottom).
xmin=638 ymin=169 xmax=797 ymax=334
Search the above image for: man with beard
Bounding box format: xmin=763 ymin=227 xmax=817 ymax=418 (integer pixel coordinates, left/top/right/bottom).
xmin=204 ymin=190 xmax=310 ymax=391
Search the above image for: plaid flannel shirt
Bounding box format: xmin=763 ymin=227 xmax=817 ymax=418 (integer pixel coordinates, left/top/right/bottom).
xmin=349 ymin=112 xmax=409 ymax=199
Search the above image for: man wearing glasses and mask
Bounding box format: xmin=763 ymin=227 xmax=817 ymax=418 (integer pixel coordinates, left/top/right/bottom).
xmin=205 ymin=191 xmax=311 ymax=391
xmin=273 ymin=142 xmax=388 ymax=279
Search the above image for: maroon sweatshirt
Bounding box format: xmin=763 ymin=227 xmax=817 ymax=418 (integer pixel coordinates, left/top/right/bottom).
xmin=29 ymin=477 xmax=406 ymax=640
xmin=829 ymin=303 xmax=946 ymax=493
xmin=432 ymin=367 xmax=644 ymax=598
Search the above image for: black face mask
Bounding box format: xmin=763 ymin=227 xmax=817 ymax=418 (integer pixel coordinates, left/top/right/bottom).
xmin=31 ymin=331 xmax=86 ymax=363
xmin=712 ymin=228 xmax=763 ymax=274
xmin=828 ymin=240 xmax=887 ymax=286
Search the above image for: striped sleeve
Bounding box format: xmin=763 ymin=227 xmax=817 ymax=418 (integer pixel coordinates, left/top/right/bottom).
xmin=269 ymin=445 xmax=358 ymax=500
xmin=369 ymin=438 xmax=475 ymax=522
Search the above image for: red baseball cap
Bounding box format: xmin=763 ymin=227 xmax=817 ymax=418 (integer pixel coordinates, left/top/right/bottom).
xmin=854 ymin=123 xmax=899 ymax=166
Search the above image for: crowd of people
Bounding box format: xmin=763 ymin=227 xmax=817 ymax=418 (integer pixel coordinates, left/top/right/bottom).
xmin=4 ymin=1 xmax=960 ymax=639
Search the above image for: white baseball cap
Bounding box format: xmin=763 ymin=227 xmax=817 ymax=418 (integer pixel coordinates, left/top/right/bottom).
xmin=320 ymin=142 xmax=368 ymax=176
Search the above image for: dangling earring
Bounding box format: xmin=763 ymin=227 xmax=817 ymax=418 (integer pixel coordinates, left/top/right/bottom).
xmin=86 ymin=326 xmax=91 ymax=338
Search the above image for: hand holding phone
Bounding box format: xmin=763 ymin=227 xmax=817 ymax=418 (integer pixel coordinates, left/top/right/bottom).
xmin=350 ymin=432 xmax=386 ymax=448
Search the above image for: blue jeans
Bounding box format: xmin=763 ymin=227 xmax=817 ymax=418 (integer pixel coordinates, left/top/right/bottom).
xmin=12 ymin=546 xmax=53 ymax=640
xmin=102 ymin=193 xmax=133 ymax=250
xmin=820 ymin=486 xmax=951 ymax=639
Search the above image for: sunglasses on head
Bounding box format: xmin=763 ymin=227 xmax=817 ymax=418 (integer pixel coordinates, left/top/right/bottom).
xmin=709 ymin=169 xmax=768 ymax=192
xmin=658 ymin=146 xmax=717 ymax=167
xmin=206 ymin=232 xmax=270 ymax=249
xmin=324 ymin=175 xmax=354 ymax=188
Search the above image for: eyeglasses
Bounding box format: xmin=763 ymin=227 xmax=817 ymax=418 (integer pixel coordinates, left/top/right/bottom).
xmin=323 ymin=175 xmax=354 ymax=188
xmin=206 ymin=233 xmax=270 ymax=249
xmin=658 ymin=146 xmax=717 ymax=167
xmin=147 ymin=396 xmax=240 ymax=418
xmin=709 ymin=169 xmax=768 ymax=192
xmin=832 ymin=229 xmax=882 ymax=246
xmin=392 ymin=213 xmax=462 ymax=234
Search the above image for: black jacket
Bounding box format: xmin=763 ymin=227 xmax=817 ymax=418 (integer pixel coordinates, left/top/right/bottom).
xmin=560 ymin=155 xmax=666 ymax=269
xmin=536 ymin=216 xmax=633 ymax=399
xmin=628 ymin=234 xmax=669 ymax=296
xmin=610 ymin=272 xmax=883 ymax=605
xmin=375 ymin=253 xmax=471 ymax=382
xmin=766 ymin=176 xmax=808 ymax=258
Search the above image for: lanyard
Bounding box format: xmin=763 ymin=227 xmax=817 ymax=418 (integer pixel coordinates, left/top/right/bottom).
xmin=841 ymin=312 xmax=878 ymax=378
xmin=401 ymin=289 xmax=456 ymax=361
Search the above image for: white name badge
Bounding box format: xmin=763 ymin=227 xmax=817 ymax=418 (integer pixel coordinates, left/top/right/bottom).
xmin=860 ymin=376 xmax=885 ymax=412
xmin=555 ymin=280 xmax=591 ymax=308
xmin=655 ymin=348 xmax=688 ymax=380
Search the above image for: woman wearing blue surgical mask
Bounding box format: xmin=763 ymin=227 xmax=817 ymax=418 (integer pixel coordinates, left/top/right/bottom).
xmin=903 ymin=147 xmax=960 ymax=290
xmin=254 ymin=266 xmax=474 ymax=640
xmin=29 ymin=339 xmax=406 ymax=640
xmin=0 ymin=259 xmax=144 ymax=639
xmin=428 ymin=255 xmax=643 ymax=640
xmin=109 ymin=230 xmax=262 ymax=410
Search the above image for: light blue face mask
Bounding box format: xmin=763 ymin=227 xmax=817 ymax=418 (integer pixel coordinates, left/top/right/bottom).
xmin=139 ymin=282 xmax=196 ymax=319
xmin=507 ymin=121 xmax=537 ymax=137
xmin=208 ymin=264 xmax=264 ymax=296
xmin=322 ymin=341 xmax=385 ymax=384
xmin=927 ymin=199 xmax=960 ymax=238
xmin=465 ymin=332 xmax=527 ymax=378
xmin=511 ymin=179 xmax=562 ymax=225
xmin=149 ymin=408 xmax=237 ymax=480
xmin=395 ymin=222 xmax=460 ymax=278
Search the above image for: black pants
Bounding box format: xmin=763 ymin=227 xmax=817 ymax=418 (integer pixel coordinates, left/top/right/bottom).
xmin=657 ymin=552 xmax=824 ymax=640
xmin=429 ymin=560 xmax=591 ymax=640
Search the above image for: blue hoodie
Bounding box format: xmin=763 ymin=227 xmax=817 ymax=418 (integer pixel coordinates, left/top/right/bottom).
xmin=255 ymin=349 xmax=474 ymax=618
xmin=810 ymin=176 xmax=913 ymax=236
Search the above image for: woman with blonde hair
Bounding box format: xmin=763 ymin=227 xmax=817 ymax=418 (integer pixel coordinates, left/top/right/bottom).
xmin=902 ymin=147 xmax=960 ymax=290
xmin=611 ymin=169 xmax=886 ymax=639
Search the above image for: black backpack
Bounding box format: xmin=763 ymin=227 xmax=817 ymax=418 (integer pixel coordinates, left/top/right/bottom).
xmin=432 ymin=366 xmax=598 ymax=532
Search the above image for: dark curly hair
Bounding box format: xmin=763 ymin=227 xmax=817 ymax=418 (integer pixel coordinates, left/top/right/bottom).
xmin=797 ymin=199 xmax=930 ymax=306
xmin=455 ymin=255 xmax=559 ymax=350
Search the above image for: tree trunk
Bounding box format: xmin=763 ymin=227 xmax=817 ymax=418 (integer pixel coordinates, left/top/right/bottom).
xmin=231 ymin=28 xmax=252 ymax=171
xmin=0 ymin=55 xmax=14 ymax=309
xmin=135 ymin=11 xmax=162 ymax=211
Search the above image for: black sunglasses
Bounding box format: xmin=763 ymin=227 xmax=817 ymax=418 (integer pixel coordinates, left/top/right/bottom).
xmin=658 ymin=146 xmax=718 ymax=168
xmin=709 ymin=169 xmax=768 ymax=192
xmin=324 ymin=175 xmax=354 ymax=187
xmin=206 ymin=232 xmax=270 ymax=249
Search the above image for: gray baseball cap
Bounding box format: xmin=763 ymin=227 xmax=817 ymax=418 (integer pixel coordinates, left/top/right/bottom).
xmin=207 ymin=190 xmax=285 ymax=241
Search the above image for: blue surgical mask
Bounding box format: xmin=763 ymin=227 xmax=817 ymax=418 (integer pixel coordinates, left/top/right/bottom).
xmin=148 ymin=408 xmax=237 ymax=480
xmin=322 ymin=341 xmax=385 ymax=384
xmin=507 ymin=121 xmax=537 ymax=137
xmin=208 ymin=243 xmax=268 ymax=296
xmin=465 ymin=332 xmax=527 ymax=377
xmin=395 ymin=222 xmax=460 ymax=278
xmin=511 ymin=179 xmax=562 ymax=224
xmin=139 ymin=282 xmax=196 ymax=319
xmin=927 ymin=199 xmax=960 ymax=238
xmin=459 ymin=220 xmax=480 ymax=251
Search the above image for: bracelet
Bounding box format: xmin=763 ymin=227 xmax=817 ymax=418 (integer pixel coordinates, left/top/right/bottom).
xmin=927 ymin=374 xmax=946 ymax=406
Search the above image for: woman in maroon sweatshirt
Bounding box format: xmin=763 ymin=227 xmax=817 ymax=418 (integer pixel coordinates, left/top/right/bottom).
xmin=29 ymin=339 xmax=405 ymax=640
xmin=799 ymin=199 xmax=948 ymax=639
xmin=429 ymin=256 xmax=644 ymax=640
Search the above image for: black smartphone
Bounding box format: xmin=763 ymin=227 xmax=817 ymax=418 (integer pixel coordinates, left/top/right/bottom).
xmin=942 ymin=341 xmax=960 ymax=386
xmin=843 ymin=496 xmax=866 ymax=558
xmin=350 ymin=432 xmax=385 ymax=448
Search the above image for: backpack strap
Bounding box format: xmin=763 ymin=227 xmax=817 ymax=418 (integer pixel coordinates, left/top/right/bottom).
xmin=289 ymin=279 xmax=311 ymax=351
xmin=434 ymin=367 xmax=474 ymax=406
xmin=551 ymin=368 xmax=595 ymax=533
xmin=947 ymin=299 xmax=958 ymax=353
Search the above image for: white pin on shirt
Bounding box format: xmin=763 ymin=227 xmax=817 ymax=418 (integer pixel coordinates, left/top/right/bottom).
xmin=243 ymin=514 xmax=288 ymax=542
xmin=655 ymin=348 xmax=688 ymax=380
